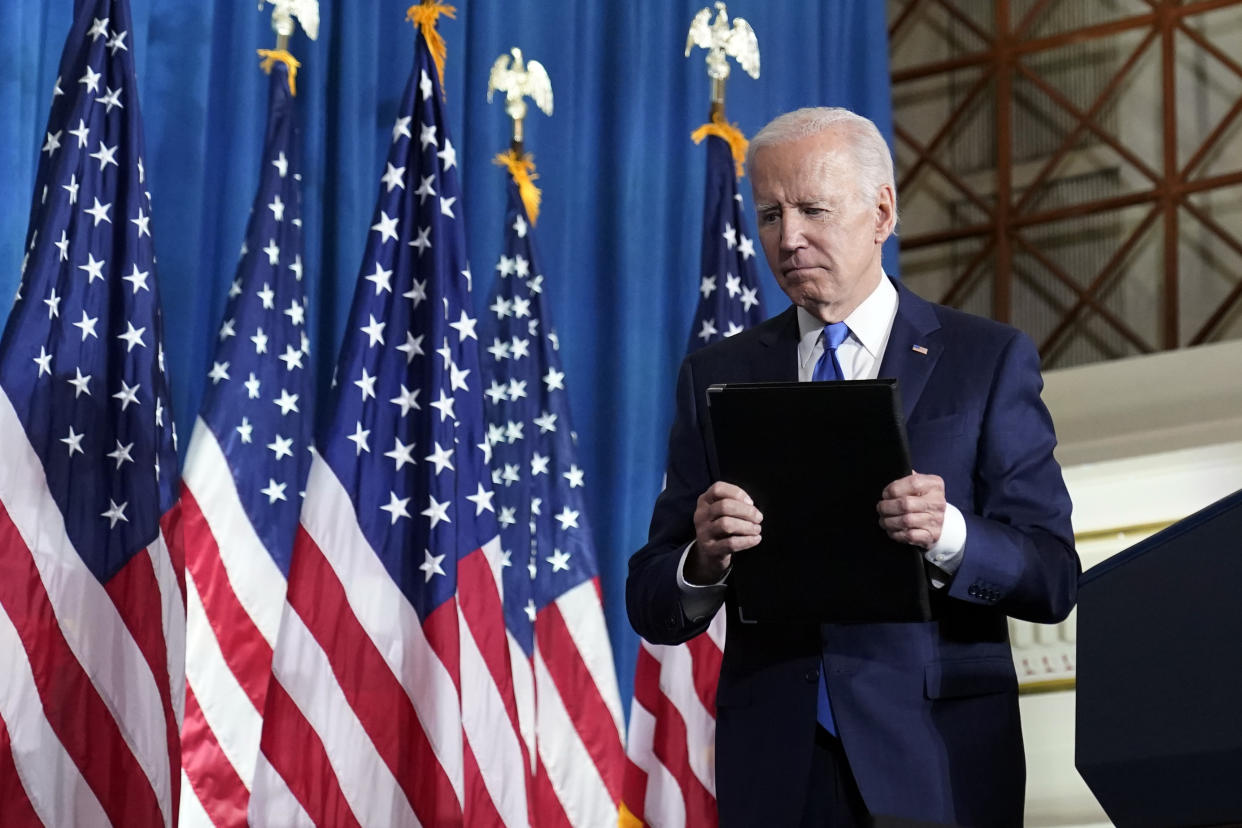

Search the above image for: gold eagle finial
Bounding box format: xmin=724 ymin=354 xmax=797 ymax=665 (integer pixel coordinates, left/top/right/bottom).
xmin=685 ymin=2 xmax=760 ymax=83
xmin=259 ymin=0 xmax=320 ymax=44
xmin=487 ymin=47 xmax=553 ymax=153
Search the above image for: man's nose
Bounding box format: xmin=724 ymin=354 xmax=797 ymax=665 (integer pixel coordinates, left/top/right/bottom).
xmin=779 ymin=215 xmax=805 ymax=251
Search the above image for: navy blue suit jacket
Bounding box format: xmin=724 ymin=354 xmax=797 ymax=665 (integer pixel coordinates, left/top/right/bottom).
xmin=627 ymin=282 xmax=1079 ymax=827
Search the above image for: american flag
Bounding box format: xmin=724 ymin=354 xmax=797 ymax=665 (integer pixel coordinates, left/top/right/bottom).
xmin=481 ymin=176 xmax=626 ymax=826
xmin=247 ymin=17 xmax=532 ymax=827
xmin=621 ymin=131 xmax=765 ymax=828
xmin=0 ymin=1 xmax=184 ymax=825
xmin=178 ymin=60 xmax=313 ymax=828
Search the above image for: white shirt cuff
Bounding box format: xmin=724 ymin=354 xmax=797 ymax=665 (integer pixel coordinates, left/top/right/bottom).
xmin=677 ymin=542 xmax=728 ymax=621
xmin=924 ymin=503 xmax=967 ymax=587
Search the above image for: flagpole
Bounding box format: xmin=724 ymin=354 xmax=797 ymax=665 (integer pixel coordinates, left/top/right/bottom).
xmin=710 ymin=77 xmax=725 ymax=121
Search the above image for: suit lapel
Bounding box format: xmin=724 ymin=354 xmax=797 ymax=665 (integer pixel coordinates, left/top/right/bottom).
xmin=877 ymin=282 xmax=943 ymax=422
xmin=754 ymin=306 xmax=800 ymax=382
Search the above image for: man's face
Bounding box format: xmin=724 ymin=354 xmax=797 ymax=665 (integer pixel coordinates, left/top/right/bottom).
xmin=750 ymin=128 xmax=894 ymax=323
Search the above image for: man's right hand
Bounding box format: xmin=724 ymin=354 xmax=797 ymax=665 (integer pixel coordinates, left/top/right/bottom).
xmin=687 ymin=481 xmax=763 ymax=585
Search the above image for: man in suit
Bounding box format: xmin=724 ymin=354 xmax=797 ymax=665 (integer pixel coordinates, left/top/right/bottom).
xmin=626 ymin=107 xmax=1079 ymax=827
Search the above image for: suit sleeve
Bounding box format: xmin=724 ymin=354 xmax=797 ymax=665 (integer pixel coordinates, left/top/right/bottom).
xmin=626 ymin=357 xmax=721 ymax=644
xmin=947 ymin=330 xmax=1079 ymax=623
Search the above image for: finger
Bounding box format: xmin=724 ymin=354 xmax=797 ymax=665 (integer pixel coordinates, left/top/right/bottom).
xmin=880 ymin=513 xmax=943 ymax=546
xmin=703 ymin=532 xmax=763 ymax=555
xmin=706 ymin=497 xmax=764 ymax=524
xmin=879 ymin=510 xmax=943 ymax=534
xmin=909 ymin=472 xmax=945 ymax=498
xmin=876 ymin=497 xmax=915 ymax=518
xmin=710 ymin=514 xmax=762 ymax=537
xmin=704 ymin=480 xmax=755 ymax=506
xmin=696 ymin=512 xmax=762 ymax=547
xmin=697 ymin=493 xmax=763 ymax=526
xmin=879 ymin=512 xmax=924 ymax=533
xmin=882 ymin=472 xmax=945 ymax=500
xmin=884 ymin=527 xmax=936 ymax=548
xmin=881 ymin=476 xmax=923 ymax=500
xmin=876 ymin=495 xmax=942 ymax=518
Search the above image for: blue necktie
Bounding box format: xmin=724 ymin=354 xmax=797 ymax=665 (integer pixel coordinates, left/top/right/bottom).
xmin=811 ymin=322 xmax=849 ymax=735
xmin=812 ymin=321 xmax=850 ymax=383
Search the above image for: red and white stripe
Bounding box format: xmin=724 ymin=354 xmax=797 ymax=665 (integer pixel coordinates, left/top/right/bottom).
xmin=621 ymin=610 xmax=725 ymax=828
xmin=0 ymin=387 xmax=184 ymax=828
xmin=248 ymin=453 xmax=531 ymax=827
xmin=179 ymin=417 xmax=290 ymax=827
xmin=510 ymin=580 xmax=626 ymax=827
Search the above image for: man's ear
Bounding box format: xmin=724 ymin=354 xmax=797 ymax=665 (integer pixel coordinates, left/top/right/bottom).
xmin=874 ymin=184 xmax=897 ymax=243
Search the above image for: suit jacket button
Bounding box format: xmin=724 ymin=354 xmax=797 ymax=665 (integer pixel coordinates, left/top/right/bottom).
xmin=968 ymin=585 xmax=979 ymax=597
xmin=804 ymin=667 xmax=819 ymax=683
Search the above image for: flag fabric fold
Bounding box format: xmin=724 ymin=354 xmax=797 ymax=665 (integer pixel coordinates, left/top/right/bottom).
xmin=481 ymin=175 xmax=627 ymax=827
xmin=248 ymin=20 xmax=531 ymax=827
xmin=621 ymin=132 xmax=766 ymax=828
xmin=178 ymin=60 xmax=313 ymax=828
xmin=0 ymin=0 xmax=183 ymax=825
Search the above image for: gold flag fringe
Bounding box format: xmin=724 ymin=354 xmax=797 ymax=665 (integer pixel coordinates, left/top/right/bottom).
xmin=257 ymin=49 xmax=301 ymax=96
xmin=691 ymin=112 xmax=750 ymax=179
xmin=407 ymin=1 xmax=457 ymax=94
xmin=617 ymin=802 xmax=644 ymax=828
xmin=494 ymin=149 xmax=542 ymax=225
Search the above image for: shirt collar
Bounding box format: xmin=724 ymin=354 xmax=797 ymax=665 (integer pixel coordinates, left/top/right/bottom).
xmin=796 ymin=272 xmax=898 ymax=361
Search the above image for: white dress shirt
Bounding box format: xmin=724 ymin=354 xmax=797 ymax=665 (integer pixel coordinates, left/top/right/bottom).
xmin=678 ymin=273 xmax=967 ymax=619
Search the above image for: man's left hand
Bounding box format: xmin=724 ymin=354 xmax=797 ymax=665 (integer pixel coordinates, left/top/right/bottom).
xmin=877 ymin=472 xmax=946 ymax=549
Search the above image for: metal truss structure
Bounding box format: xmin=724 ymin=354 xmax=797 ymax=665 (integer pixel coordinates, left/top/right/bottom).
xmin=890 ymin=0 xmax=1242 ymax=366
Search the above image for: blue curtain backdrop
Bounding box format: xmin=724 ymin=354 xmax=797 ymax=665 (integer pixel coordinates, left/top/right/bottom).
xmin=1 ymin=0 xmax=895 ymax=708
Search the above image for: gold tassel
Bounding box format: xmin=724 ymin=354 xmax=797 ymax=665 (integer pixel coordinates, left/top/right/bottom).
xmin=257 ymin=49 xmax=301 ymax=96
xmin=406 ymin=1 xmax=457 ymax=94
xmin=616 ymin=802 xmax=645 ymax=828
xmin=691 ymin=112 xmax=750 ymax=179
xmin=493 ymin=149 xmax=542 ymax=226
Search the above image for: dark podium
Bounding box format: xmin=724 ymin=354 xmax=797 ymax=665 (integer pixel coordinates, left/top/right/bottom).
xmin=1076 ymin=488 xmax=1242 ymax=828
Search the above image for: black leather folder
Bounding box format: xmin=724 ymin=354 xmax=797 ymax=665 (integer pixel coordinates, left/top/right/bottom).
xmin=705 ymin=379 xmax=931 ymax=624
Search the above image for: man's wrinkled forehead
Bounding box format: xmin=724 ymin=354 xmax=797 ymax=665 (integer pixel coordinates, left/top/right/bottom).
xmin=805 ymin=145 xmax=857 ymax=192
xmin=752 ymin=134 xmax=860 ymax=203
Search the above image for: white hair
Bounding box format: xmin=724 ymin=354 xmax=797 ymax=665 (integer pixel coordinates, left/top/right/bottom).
xmin=747 ymin=107 xmax=898 ymax=224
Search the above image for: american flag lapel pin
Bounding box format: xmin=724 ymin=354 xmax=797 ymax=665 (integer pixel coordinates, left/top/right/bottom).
xmin=912 ymin=345 xmax=929 ymax=355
